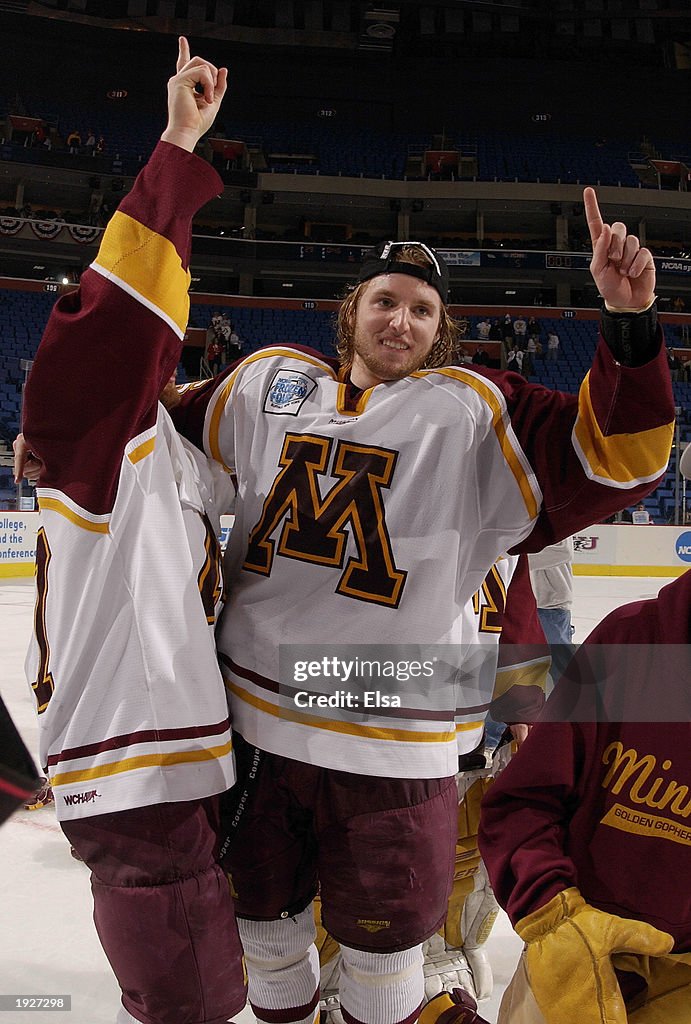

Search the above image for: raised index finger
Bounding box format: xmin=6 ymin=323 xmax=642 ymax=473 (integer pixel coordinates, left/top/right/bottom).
xmin=176 ymin=35 xmax=191 ymax=73
xmin=584 ymin=186 xmax=604 ymax=245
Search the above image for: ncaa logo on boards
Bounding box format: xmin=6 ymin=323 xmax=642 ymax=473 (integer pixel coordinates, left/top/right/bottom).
xmin=675 ymin=531 xmax=691 ymax=562
xmin=264 ymin=369 xmax=316 ymax=416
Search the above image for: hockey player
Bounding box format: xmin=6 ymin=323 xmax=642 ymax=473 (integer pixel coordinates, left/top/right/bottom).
xmin=170 ymin=188 xmax=674 ymax=1022
xmin=14 ymin=40 xmax=246 ymax=1024
xmin=479 ymin=460 xmax=691 ymax=1023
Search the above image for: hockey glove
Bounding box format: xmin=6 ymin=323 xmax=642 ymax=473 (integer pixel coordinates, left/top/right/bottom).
xmin=516 ymin=887 xmax=674 ymax=1024
xmin=612 ymin=950 xmax=691 ymax=1023
xmin=422 ymin=932 xmax=477 ymax=1002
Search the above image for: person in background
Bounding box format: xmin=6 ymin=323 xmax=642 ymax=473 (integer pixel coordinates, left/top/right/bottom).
xmin=472 ymin=345 xmax=490 ymax=367
xmin=528 ymin=536 xmax=575 ymax=687
xmin=502 ymin=313 xmax=515 ymax=351
xmin=479 ymin=450 xmax=691 ymax=1022
xmin=666 ymin=348 xmax=681 ymax=381
xmin=226 ymin=325 xmax=243 ymax=362
xmin=506 ymin=345 xmax=526 ymax=377
xmin=206 ymin=312 xmax=226 ymax=373
xmin=631 ymin=502 xmax=653 ymax=524
xmin=66 ymin=128 xmax=81 ymax=154
xmin=475 ymin=318 xmax=491 ymax=342
xmin=513 ymin=314 xmax=527 ymax=349
xmin=488 ymin=318 xmax=503 ymax=342
xmin=546 ymin=329 xmax=560 ymax=360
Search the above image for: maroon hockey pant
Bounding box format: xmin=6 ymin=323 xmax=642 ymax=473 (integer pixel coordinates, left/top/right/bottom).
xmin=62 ymin=797 xmax=246 ymax=1024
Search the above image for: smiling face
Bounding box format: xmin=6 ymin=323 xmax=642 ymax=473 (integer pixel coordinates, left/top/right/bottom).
xmin=349 ymin=273 xmax=442 ymax=389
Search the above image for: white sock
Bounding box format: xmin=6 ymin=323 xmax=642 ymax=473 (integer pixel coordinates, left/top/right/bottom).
xmin=339 ymin=943 xmax=424 ymax=1024
xmin=239 ymin=906 xmax=320 ymax=1024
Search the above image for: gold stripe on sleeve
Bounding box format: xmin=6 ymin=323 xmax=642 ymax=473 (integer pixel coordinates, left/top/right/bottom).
xmin=573 ymin=373 xmax=674 ymax=487
xmin=455 ymin=720 xmax=484 ymax=733
xmin=92 ymin=211 xmax=191 ymax=336
xmin=493 ymin=658 xmax=551 ymax=699
xmin=50 ymin=740 xmax=233 ymax=787
xmin=127 ymin=437 xmax=156 ymax=464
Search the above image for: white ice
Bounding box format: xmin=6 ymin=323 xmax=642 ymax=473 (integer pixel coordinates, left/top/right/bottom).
xmin=0 ymin=575 xmax=676 ymax=1024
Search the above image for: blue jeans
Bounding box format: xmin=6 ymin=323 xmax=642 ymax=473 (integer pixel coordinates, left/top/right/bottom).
xmin=537 ymin=606 xmax=573 ymax=645
xmin=538 ymin=607 xmax=575 ymax=692
xmin=484 ymin=717 xmax=509 ymax=750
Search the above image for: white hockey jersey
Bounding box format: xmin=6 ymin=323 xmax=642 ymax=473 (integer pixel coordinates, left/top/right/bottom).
xmin=172 ymin=337 xmax=673 ymax=779
xmin=22 ymin=143 xmax=236 ymax=820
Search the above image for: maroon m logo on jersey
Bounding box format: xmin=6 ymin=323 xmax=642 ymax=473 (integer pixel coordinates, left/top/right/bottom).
xmin=244 ymin=433 xmax=407 ymax=607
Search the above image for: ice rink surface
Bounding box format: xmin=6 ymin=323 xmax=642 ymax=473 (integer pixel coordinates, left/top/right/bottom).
xmin=0 ymin=574 xmax=678 ymax=1024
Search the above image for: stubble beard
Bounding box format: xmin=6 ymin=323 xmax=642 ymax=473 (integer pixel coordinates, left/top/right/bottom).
xmin=352 ymin=324 xmax=430 ymax=384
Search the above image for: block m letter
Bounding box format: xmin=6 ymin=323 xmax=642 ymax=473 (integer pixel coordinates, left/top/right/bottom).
xmin=244 ymin=433 xmax=407 ymax=607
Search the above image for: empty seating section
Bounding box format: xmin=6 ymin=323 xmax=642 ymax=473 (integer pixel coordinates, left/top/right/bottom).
xmin=1 ymin=290 xmax=688 ymax=518
xmin=5 ymin=93 xmax=160 ymax=168
xmin=227 ymin=122 xmax=413 ymax=179
xmin=3 ymin=92 xmax=677 ymax=187
xmin=475 ymin=135 xmax=641 ymax=187
xmin=0 ymin=289 xmax=55 ymax=432
xmin=0 ymin=289 xmax=56 ymax=499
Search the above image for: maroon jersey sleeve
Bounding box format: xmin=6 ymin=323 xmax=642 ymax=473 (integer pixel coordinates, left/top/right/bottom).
xmin=479 ymin=333 xmax=674 ymax=550
xmin=22 ymin=142 xmax=223 ymax=515
xmin=479 ymin=718 xmax=587 ymax=923
xmin=480 ymin=571 xmax=691 ymax=929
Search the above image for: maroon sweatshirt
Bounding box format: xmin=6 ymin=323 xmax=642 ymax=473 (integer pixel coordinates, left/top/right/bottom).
xmin=479 ymin=570 xmax=691 ymax=952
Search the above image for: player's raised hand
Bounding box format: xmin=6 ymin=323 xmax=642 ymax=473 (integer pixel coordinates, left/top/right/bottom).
xmin=585 ymin=187 xmax=655 ymax=311
xmin=161 ymin=36 xmax=228 ymax=153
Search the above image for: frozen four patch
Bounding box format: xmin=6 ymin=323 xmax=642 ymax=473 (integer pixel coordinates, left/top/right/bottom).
xmin=264 ymin=368 xmax=317 ymax=415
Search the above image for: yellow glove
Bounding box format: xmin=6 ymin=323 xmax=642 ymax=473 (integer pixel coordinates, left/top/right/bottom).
xmin=614 ymin=950 xmax=691 ymax=1023
xmin=516 ymin=888 xmax=674 ymax=1024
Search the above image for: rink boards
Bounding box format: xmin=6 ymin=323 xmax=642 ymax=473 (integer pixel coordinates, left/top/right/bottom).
xmin=2 ymin=513 xmax=691 ymax=578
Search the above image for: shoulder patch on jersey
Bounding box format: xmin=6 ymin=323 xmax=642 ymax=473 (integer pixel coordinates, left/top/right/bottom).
xmin=264 ymin=368 xmax=317 ymax=415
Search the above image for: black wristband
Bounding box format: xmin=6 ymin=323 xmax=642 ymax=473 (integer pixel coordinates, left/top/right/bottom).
xmin=600 ymin=301 xmax=658 ymax=367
